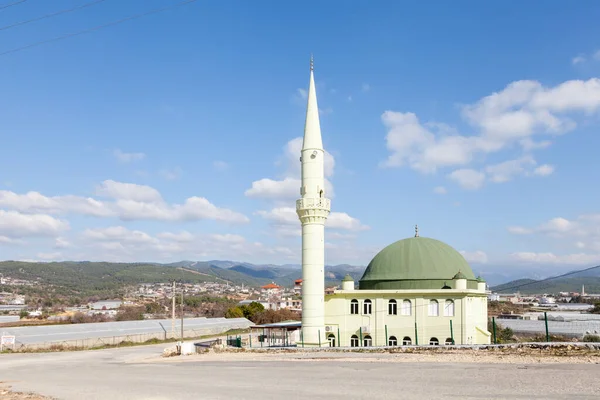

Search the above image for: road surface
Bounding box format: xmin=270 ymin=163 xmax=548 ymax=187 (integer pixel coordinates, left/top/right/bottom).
xmin=1 ymin=345 xmax=599 ymax=399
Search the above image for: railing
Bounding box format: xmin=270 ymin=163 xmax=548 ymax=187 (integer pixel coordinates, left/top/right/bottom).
xmin=296 ymin=197 xmax=331 ymax=210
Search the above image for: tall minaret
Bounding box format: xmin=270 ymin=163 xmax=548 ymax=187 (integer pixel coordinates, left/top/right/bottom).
xmin=296 ymin=56 xmax=330 ymax=346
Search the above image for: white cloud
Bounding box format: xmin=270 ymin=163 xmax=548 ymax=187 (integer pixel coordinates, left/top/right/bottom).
xmin=533 ymin=164 xmax=554 ymax=176
xmin=519 ymin=138 xmax=552 ymax=151
xmin=433 ymin=186 xmax=447 ymax=195
xmin=0 ymin=180 xmax=249 ymax=224
xmin=572 ymin=55 xmax=586 ymax=65
xmin=381 ymin=78 xmax=600 ymax=184
xmin=362 ymin=83 xmax=370 ymax=92
xmin=0 ymin=210 xmax=69 ymax=238
xmin=96 ymin=180 xmax=162 ymax=203
xmin=508 ymin=214 xmax=600 ymax=261
xmin=448 ymin=169 xmax=485 ymax=190
xmin=245 ymin=137 xmax=335 ymax=200
xmin=510 ymin=251 xmax=600 ymax=266
xmin=54 ymin=237 xmax=71 ymax=249
xmin=159 ymin=168 xmax=182 ymax=181
xmin=83 ymin=226 xmax=157 ymax=245
xmin=245 ymin=177 xmax=300 ymax=200
xmin=113 ymin=149 xmax=145 ymax=163
xmin=36 ymin=252 xmax=63 ymax=261
xmin=460 ymin=250 xmax=488 ymax=264
xmin=72 ymin=228 xmax=298 ymax=263
xmin=485 ymin=156 xmax=536 ymax=183
xmin=213 ymin=161 xmax=229 ymax=171
xmin=255 ymin=207 xmax=369 ymax=235
xmin=297 ymin=88 xmax=307 ymax=100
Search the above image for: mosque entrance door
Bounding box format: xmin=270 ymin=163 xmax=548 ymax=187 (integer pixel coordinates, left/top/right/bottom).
xmin=327 ymin=334 xmax=336 ymax=347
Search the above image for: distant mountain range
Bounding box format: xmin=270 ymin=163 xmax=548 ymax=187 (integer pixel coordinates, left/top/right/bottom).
xmin=491 ymin=266 xmax=600 ymax=295
xmin=163 ymin=260 xmax=366 ymax=287
xmin=2 ymin=258 xmax=599 ymax=297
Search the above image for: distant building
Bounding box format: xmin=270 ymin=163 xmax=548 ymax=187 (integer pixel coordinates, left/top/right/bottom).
xmin=293 ymin=279 xmax=302 ymax=295
xmin=89 ymin=300 xmax=122 ymax=310
xmin=261 ymin=283 xmax=281 ymax=296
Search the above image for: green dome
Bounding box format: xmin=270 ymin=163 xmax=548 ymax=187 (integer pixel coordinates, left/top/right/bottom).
xmin=359 ymin=237 xmax=477 ymax=290
xmin=342 ymin=274 xmax=354 ymax=282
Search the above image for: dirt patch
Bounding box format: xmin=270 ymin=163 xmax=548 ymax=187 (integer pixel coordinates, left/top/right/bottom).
xmin=0 ymin=385 xmax=54 ymax=399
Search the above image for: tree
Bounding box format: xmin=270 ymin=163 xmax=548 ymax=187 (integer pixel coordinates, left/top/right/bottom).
xmin=19 ymin=309 xmax=28 ymax=319
xmin=242 ymin=302 xmax=265 ymax=319
xmin=251 ymin=309 xmax=300 ymax=325
xmin=225 ymin=306 xmax=244 ymax=318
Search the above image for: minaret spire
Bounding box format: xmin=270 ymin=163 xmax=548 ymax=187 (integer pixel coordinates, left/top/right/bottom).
xmin=302 ymin=55 xmax=323 ymax=150
xmin=415 ymin=224 xmax=419 ymax=237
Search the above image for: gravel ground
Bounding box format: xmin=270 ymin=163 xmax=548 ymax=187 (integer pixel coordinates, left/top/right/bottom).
xmin=1 ymin=343 xmax=600 ymax=399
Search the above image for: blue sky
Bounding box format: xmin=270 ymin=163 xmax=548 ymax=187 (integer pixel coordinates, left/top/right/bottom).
xmin=1 ymin=0 xmax=600 ymax=280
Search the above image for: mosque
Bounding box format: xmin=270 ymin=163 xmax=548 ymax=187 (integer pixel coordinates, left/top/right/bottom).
xmin=296 ymin=58 xmax=491 ymax=347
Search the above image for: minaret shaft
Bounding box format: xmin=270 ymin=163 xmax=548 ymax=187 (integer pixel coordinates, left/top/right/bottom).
xmin=296 ymin=57 xmax=330 ymax=346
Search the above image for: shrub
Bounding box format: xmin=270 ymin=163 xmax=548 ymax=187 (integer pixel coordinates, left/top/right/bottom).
xmin=583 ymin=334 xmax=600 ymax=342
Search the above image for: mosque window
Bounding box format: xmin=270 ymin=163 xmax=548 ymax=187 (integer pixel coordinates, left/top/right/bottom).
xmin=388 ymin=336 xmax=398 ymax=346
xmin=350 ymin=335 xmax=359 ymax=347
xmin=428 ymin=300 xmax=439 ymax=316
xmin=350 ymin=299 xmax=359 ymax=314
xmin=363 ymin=299 xmax=372 ymax=315
xmin=363 ymin=335 xmax=372 ymax=347
xmin=445 ymin=338 xmax=454 ymax=345
xmin=402 ymin=336 xmax=412 ymax=345
xmin=401 ymin=300 xmax=412 ymax=316
xmin=388 ymin=299 xmax=397 ymax=315
xmin=444 ymin=300 xmax=455 ymax=317
xmin=429 ymin=337 xmax=440 ymax=346
xmin=327 ymin=334 xmax=336 ymax=347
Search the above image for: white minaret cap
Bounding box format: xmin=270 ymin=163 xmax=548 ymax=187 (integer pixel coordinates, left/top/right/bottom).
xmin=302 ymin=55 xmax=323 ymax=150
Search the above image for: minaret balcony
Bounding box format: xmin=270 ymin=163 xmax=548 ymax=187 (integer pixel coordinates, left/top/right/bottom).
xmin=296 ymin=197 xmax=331 ymax=211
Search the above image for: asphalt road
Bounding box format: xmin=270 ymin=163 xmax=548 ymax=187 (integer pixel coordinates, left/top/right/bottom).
xmin=1 ymin=346 xmax=600 ymax=400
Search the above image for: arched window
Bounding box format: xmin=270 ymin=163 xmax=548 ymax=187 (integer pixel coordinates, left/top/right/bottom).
xmin=429 ymin=337 xmax=439 ymax=346
xmin=402 ymin=336 xmax=412 ymax=345
xmin=445 ymin=337 xmax=454 ymax=345
xmin=350 ymin=335 xmax=359 ymax=347
xmin=350 ymin=299 xmax=359 ymax=315
xmin=363 ymin=335 xmax=372 ymax=347
xmin=428 ymin=299 xmax=439 ymax=316
xmin=388 ymin=336 xmax=398 ymax=346
xmin=327 ymin=334 xmax=336 ymax=347
xmin=388 ymin=299 xmax=397 ymax=315
xmin=444 ymin=299 xmax=455 ymax=316
xmin=401 ymin=299 xmax=412 ymax=316
xmin=363 ymin=299 xmax=372 ymax=315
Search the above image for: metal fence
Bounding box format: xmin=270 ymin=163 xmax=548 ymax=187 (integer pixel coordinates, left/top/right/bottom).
xmin=491 ymin=312 xmax=600 ymax=343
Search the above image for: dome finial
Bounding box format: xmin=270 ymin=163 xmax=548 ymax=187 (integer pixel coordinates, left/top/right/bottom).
xmin=415 ymin=224 xmax=419 ymax=237
xmin=310 ymin=54 xmax=314 ymax=71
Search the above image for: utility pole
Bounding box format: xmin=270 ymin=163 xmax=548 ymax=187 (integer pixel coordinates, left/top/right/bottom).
xmin=180 ymin=284 xmax=184 ymax=340
xmin=171 ymin=281 xmax=176 ymax=337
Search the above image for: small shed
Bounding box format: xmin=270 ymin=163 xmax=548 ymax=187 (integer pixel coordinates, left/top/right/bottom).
xmin=250 ymin=320 xmax=301 ymax=347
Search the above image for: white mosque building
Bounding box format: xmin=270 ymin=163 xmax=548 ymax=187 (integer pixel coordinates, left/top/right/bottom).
xmin=296 ymin=58 xmax=491 ymax=347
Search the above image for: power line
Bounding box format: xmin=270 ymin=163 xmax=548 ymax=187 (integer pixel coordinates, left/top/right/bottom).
xmin=493 ymin=264 xmax=600 ymax=293
xmin=0 ymin=0 xmax=108 ymax=32
xmin=0 ymin=0 xmax=198 ymax=57
xmin=0 ymin=0 xmax=27 ymax=11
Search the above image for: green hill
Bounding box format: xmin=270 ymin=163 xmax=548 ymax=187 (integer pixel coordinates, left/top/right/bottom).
xmin=0 ymin=261 xmax=223 ymax=297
